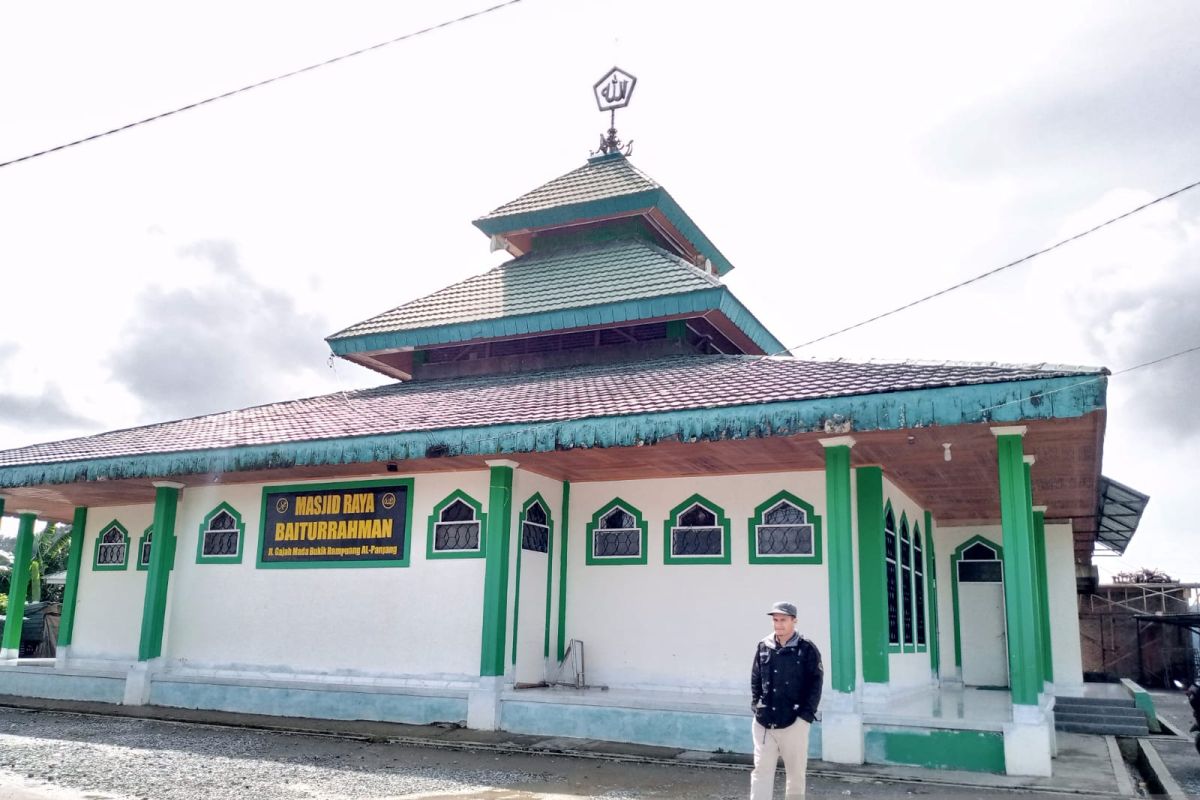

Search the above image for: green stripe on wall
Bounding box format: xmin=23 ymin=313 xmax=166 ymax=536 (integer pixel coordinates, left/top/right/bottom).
xmin=924 ymin=510 xmax=941 ymax=677
xmin=1032 ymin=510 xmax=1053 ymax=683
xmin=556 ymin=481 xmax=570 ymax=662
xmin=865 ymin=727 xmax=1005 ymax=773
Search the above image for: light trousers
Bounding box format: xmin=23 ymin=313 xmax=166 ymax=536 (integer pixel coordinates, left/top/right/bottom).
xmin=750 ymin=718 xmax=810 ymax=799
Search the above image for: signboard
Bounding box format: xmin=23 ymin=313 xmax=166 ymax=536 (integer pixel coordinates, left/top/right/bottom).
xmin=258 ymin=478 xmax=413 ymax=568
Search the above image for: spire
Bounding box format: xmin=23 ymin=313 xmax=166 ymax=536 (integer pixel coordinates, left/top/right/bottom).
xmin=591 ymin=66 xmax=637 ymax=157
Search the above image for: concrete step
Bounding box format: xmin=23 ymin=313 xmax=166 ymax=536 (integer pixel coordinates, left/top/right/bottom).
xmin=1055 ymin=719 xmax=1149 ymax=736
xmin=1055 ymin=695 xmax=1136 ymax=709
xmin=1055 ymin=712 xmax=1147 ymax=729
xmin=1053 ymin=706 xmax=1147 ymax=722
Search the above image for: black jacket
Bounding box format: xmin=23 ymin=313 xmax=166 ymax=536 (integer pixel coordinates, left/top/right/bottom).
xmin=751 ymin=634 xmax=823 ymax=728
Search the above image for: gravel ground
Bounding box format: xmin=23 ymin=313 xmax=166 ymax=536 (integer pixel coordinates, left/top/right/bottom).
xmin=0 ymin=706 xmax=1127 ymax=800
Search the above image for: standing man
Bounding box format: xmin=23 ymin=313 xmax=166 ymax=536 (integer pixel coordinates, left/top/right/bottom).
xmin=751 ymin=601 xmax=823 ymax=799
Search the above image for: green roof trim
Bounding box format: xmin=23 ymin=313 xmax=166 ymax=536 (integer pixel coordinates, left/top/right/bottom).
xmin=473 ymin=186 xmax=734 ymax=276
xmin=0 ymin=374 xmax=1105 ymax=489
xmin=328 ymin=286 xmax=785 ymax=356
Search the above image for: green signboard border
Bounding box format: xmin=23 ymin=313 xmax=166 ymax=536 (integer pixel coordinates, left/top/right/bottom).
xmin=256 ymin=477 xmax=415 ymax=569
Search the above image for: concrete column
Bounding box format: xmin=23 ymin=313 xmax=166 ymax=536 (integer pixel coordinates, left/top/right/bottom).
xmin=55 ymin=506 xmax=89 ymax=668
xmin=126 ymin=483 xmax=183 ymax=706
xmin=1023 ymin=457 xmax=1047 ymax=692
xmin=819 ymin=435 xmax=863 ymax=764
xmin=1 ymin=511 xmax=38 ymax=660
xmin=992 ymin=427 xmax=1052 ymax=776
xmin=470 ymin=459 xmax=518 ymax=731
xmin=855 ymin=466 xmax=889 ymax=698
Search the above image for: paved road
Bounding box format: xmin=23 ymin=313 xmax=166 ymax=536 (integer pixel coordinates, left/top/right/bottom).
xmin=1150 ymin=690 xmax=1199 ymax=796
xmin=0 ymin=707 xmax=1122 ymax=800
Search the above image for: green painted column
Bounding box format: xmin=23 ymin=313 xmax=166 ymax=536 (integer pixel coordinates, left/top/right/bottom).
xmin=1023 ymin=458 xmax=1047 ymax=691
xmin=556 ymin=480 xmax=570 ymax=662
xmin=1032 ymin=507 xmax=1054 ymax=684
xmin=2 ymin=511 xmax=38 ymax=658
xmin=992 ymin=428 xmax=1040 ymax=706
xmin=138 ymin=483 xmax=182 ymax=662
xmin=855 ymin=466 xmax=888 ymax=684
xmin=480 ymin=460 xmax=515 ymax=677
xmin=57 ymin=506 xmax=89 ymax=649
xmin=821 ymin=436 xmax=857 ymax=694
xmin=924 ymin=510 xmax=941 ymax=677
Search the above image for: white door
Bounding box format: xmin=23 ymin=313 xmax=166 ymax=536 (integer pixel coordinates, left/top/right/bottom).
xmin=514 ymin=502 xmax=550 ymax=686
xmin=960 ymin=582 xmax=1009 ymax=687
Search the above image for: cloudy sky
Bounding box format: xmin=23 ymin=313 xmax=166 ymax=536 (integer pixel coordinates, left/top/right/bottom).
xmin=1 ymin=1 xmax=1196 ymax=580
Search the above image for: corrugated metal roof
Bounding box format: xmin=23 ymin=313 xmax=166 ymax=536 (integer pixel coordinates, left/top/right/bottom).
xmin=329 ymin=238 xmax=719 ymax=340
xmin=0 ymin=355 xmax=1103 ymax=469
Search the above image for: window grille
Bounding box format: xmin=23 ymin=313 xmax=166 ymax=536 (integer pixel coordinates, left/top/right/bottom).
xmin=202 ymin=510 xmax=240 ymax=557
xmin=885 ymin=509 xmax=899 ymax=645
xmin=521 ymin=501 xmax=549 ymax=553
xmin=900 ymin=517 xmax=914 ymax=646
xmin=592 ymin=506 xmax=641 ymax=558
xmin=670 ymin=503 xmax=723 ymax=557
xmin=433 ymin=499 xmax=481 ymax=552
xmin=914 ymin=527 xmax=926 ymax=646
xmin=754 ymin=501 xmax=814 ymax=556
xmin=97 ymin=526 xmax=126 ymax=566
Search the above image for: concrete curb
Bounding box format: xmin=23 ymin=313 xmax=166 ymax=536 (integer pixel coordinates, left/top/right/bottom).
xmin=1136 ymin=739 xmax=1188 ymax=799
xmin=1104 ymin=736 xmax=1136 ymax=797
xmin=0 ymin=696 xmax=1125 ymax=797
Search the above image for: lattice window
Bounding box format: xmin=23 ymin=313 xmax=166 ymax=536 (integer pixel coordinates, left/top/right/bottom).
xmin=754 ymin=500 xmax=814 ymax=556
xmin=96 ymin=523 xmax=128 ymax=568
xmin=434 ymin=499 xmax=481 ymax=552
xmin=914 ymin=526 xmax=926 ymax=646
xmin=202 ymin=510 xmax=240 ymax=557
xmin=885 ymin=508 xmax=899 ymax=646
xmin=670 ymin=503 xmax=723 ymax=558
xmin=593 ymin=506 xmax=640 ymax=558
xmin=521 ymin=501 xmax=549 ymax=553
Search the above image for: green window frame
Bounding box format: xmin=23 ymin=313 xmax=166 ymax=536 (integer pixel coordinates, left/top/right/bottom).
xmin=196 ymin=502 xmax=246 ymax=564
xmin=585 ymin=497 xmax=648 ymax=566
xmin=747 ymin=490 xmax=823 ymax=565
xmin=426 ymin=490 xmax=487 ymax=559
xmin=136 ymin=525 xmax=154 ymax=571
xmin=884 ymin=504 xmax=901 ymax=651
xmin=662 ymin=493 xmax=731 ymax=565
xmin=913 ymin=522 xmax=927 ymax=652
xmin=92 ymin=520 xmax=130 ymax=571
xmin=900 ymin=513 xmax=915 ymax=652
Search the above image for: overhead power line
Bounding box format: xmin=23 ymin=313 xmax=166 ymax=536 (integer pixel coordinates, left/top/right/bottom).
xmin=775 ymin=176 xmax=1200 ymax=355
xmin=0 ymin=0 xmax=526 ymax=171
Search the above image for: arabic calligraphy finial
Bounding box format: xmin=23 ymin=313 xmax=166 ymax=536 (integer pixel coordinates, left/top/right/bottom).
xmin=591 ymin=67 xmax=637 ymax=157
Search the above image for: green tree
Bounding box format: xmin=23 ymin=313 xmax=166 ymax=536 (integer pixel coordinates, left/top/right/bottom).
xmin=0 ymin=522 xmax=73 ymax=605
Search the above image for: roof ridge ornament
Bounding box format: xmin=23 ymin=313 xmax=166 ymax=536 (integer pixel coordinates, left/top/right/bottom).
xmin=591 ymin=66 xmax=637 ymax=157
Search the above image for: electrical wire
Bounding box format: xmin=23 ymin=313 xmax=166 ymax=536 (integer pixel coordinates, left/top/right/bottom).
xmin=772 ymin=177 xmax=1200 ymax=355
xmin=0 ymin=0 xmax=526 ymax=171
xmin=973 ymin=342 xmax=1200 ymax=420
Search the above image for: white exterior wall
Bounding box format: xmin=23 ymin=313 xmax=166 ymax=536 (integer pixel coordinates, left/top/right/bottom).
xmin=881 ymin=477 xmax=935 ymax=688
xmin=71 ymin=503 xmax=155 ymax=663
xmin=1045 ymin=522 xmax=1084 ymax=688
xmin=565 ymin=470 xmax=830 ymax=694
xmin=71 ymin=471 xmax=495 ymax=684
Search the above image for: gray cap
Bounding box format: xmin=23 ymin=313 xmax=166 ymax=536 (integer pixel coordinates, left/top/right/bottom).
xmin=767 ymin=601 xmax=797 ymax=617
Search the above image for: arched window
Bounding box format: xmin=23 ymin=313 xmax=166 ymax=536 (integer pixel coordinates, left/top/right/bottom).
xmin=958 ymin=540 xmax=1003 ymax=582
xmin=93 ymin=521 xmax=129 ymax=571
xmin=585 ymin=498 xmax=647 ymax=565
xmin=914 ymin=525 xmax=926 ymax=647
xmin=426 ymin=491 xmax=485 ymax=559
xmin=137 ymin=526 xmax=154 ymax=570
xmin=196 ymin=503 xmax=246 ymax=564
xmin=664 ymin=494 xmax=731 ymax=564
xmin=884 ymin=507 xmax=899 ymax=646
xmin=900 ymin=516 xmax=914 ymax=647
xmin=521 ymin=500 xmax=549 ymax=553
xmin=748 ymin=490 xmax=822 ymax=564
